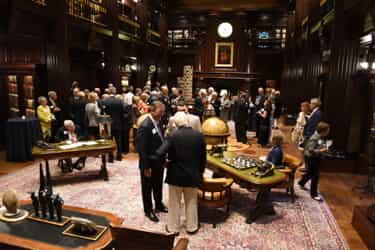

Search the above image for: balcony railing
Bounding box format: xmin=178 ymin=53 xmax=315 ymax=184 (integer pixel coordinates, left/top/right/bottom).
xmin=66 ymin=0 xmax=108 ymax=26
xmin=118 ymin=15 xmax=140 ymax=40
xmin=32 ymin=0 xmax=47 ymax=6
xmin=117 ymin=1 xmax=133 ymax=19
xmin=147 ymin=29 xmax=161 ymax=46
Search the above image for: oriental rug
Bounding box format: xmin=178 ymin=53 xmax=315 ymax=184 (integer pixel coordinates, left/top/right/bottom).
xmin=0 ymin=155 xmax=348 ymax=250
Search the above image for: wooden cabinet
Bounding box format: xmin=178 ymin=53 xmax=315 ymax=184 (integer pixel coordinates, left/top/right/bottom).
xmin=0 ymin=65 xmax=38 ymax=120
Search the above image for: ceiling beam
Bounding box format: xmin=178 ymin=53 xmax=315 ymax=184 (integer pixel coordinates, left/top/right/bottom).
xmin=176 ymin=0 xmax=288 ymax=11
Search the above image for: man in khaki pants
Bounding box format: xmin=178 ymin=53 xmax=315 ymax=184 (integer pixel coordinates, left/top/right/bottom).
xmin=156 ymin=112 xmax=206 ymax=234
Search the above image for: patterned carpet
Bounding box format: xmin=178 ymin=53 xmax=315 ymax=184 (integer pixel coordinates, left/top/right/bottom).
xmin=0 ymin=155 xmax=348 ymax=250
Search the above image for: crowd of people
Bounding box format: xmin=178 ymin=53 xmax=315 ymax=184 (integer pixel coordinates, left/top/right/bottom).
xmin=35 ymin=80 xmax=330 ymax=233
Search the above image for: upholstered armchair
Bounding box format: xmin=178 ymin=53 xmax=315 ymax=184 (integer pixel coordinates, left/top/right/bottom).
xmin=198 ymin=177 xmax=234 ymax=228
xmin=275 ymin=153 xmax=303 ymax=202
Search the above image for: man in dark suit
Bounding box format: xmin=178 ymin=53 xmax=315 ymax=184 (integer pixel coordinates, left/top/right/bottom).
xmin=155 ymin=112 xmax=206 ymax=234
xmin=255 ymin=87 xmax=266 ymax=138
xmin=160 ymin=86 xmax=171 ymax=130
xmin=194 ymin=89 xmax=206 ymax=121
xmin=303 ymin=98 xmax=323 ymax=141
xmin=234 ymin=92 xmax=249 ymax=143
xmin=56 ymin=120 xmax=86 ymax=172
xmin=68 ymin=88 xmax=86 ymax=136
xmin=121 ymin=103 xmax=132 ymax=154
xmin=103 ymin=87 xmax=124 ymax=161
xmin=136 ymin=101 xmax=168 ymax=222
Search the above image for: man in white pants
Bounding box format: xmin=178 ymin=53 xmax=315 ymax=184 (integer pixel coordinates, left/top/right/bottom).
xmin=156 ymin=112 xmax=206 ymax=234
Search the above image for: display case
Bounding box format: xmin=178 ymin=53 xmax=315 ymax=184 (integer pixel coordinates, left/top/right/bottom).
xmin=0 ymin=65 xmax=38 ymax=119
xmin=7 ymin=75 xmax=20 ymax=117
xmin=23 ymin=75 xmax=36 ymax=117
xmin=5 ymin=74 xmax=36 ymax=118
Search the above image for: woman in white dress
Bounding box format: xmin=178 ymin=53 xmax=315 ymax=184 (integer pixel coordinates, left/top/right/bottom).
xmin=291 ymin=101 xmax=311 ymax=146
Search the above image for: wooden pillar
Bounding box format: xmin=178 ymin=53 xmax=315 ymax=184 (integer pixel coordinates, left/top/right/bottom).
xmin=45 ymin=0 xmax=70 ymax=105
xmin=135 ymin=0 xmax=149 ymax=88
xmin=106 ymin=0 xmax=121 ymax=89
xmin=158 ymin=11 xmax=168 ymax=85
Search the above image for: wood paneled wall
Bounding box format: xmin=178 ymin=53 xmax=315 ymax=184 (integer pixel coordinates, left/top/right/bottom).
xmin=282 ymin=0 xmax=374 ymax=155
xmin=0 ymin=0 xmax=168 ymax=118
xmin=196 ymin=15 xmax=250 ymax=73
xmin=168 ymin=13 xmax=284 ymax=90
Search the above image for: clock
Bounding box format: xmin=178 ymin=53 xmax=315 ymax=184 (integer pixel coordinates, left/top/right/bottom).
xmin=218 ymin=22 xmax=233 ymax=38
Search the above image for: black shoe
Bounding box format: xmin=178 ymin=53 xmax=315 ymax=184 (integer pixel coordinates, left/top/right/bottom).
xmin=155 ymin=205 xmax=168 ymax=213
xmin=116 ymin=156 xmax=122 ymax=161
xmin=298 ymin=182 xmax=308 ymax=191
xmin=187 ymin=224 xmax=200 ymax=235
xmin=73 ymin=162 xmax=83 ymax=170
xmin=145 ymin=212 xmax=159 ymax=222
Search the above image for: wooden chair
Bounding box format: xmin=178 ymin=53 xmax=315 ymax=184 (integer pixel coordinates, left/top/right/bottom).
xmin=274 ymin=153 xmax=303 ymax=202
xmin=109 ymin=224 xmax=188 ymax=250
xmin=198 ymin=177 xmax=234 ymax=228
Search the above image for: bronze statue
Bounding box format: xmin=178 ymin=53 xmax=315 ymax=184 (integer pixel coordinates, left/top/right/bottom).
xmin=30 ymin=192 xmax=39 ymax=217
xmin=39 ymin=163 xmax=45 ymax=193
xmin=39 ymin=190 xmax=48 ymax=218
xmin=45 ymin=161 xmax=53 ymax=196
xmin=53 ymin=194 xmax=64 ymax=222
xmin=47 ymin=195 xmax=54 ymax=220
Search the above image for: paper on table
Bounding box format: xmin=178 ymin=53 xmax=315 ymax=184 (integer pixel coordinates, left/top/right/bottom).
xmin=58 ymin=141 xmax=98 ymax=150
xmin=81 ymin=141 xmax=97 ymax=146
xmin=59 ymin=142 xmax=83 ymax=150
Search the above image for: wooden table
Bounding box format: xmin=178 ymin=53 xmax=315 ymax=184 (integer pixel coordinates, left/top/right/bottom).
xmin=0 ymin=200 xmax=123 ymax=250
xmin=206 ymin=152 xmax=286 ymax=224
xmin=32 ymin=140 xmax=114 ymax=183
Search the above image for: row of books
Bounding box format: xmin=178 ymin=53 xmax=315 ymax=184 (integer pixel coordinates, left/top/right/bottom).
xmin=7 ymin=75 xmax=35 ymax=117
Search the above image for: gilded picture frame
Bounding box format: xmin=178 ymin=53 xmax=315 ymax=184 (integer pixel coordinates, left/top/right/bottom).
xmin=215 ymin=42 xmax=234 ymax=67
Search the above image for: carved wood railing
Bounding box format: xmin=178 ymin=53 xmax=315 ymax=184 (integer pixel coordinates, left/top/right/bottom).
xmin=66 ymin=0 xmax=108 ymax=26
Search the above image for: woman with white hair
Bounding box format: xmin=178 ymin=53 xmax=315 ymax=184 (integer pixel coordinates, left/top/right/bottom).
xmin=194 ymin=89 xmax=207 ymax=120
xmin=85 ymin=92 xmax=100 ymax=139
xmin=156 ymin=112 xmax=206 ymax=234
xmin=273 ymin=90 xmax=282 ymax=129
xmin=37 ymin=96 xmax=54 ymax=140
xmin=220 ymin=92 xmax=231 ymax=121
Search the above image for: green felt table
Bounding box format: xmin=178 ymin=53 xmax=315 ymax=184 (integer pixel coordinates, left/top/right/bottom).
xmin=206 ymin=151 xmax=287 ymax=224
xmin=206 ymin=152 xmax=286 ymax=187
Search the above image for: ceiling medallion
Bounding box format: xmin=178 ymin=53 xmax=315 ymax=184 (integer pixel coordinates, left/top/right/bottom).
xmin=218 ymin=22 xmax=233 ymax=38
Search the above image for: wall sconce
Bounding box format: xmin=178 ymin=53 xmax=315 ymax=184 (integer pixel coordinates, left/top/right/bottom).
xmin=360 ymin=61 xmax=369 ymax=69
xmin=358 ymin=33 xmax=375 ymax=71
xmin=131 ymin=64 xmax=137 ymax=71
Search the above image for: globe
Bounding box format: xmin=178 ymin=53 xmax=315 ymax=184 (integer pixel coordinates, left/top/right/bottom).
xmin=201 ymin=117 xmax=230 ymax=145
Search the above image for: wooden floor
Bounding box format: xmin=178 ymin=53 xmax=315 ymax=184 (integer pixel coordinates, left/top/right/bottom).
xmin=0 ymin=127 xmax=374 ymax=250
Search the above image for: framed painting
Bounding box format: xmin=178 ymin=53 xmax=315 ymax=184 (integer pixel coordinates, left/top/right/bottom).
xmin=215 ymin=42 xmax=234 ymax=67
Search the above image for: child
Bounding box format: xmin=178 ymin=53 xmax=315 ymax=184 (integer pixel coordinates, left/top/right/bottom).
xmin=298 ymin=122 xmax=330 ymax=201
xmin=266 ymin=134 xmax=284 ymax=166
